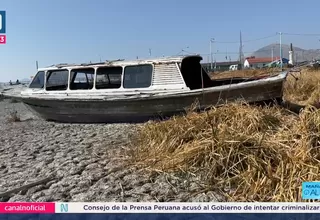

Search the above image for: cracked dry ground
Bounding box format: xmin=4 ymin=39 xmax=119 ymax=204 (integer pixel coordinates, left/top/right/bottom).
xmin=0 ymin=100 xmax=223 ymax=202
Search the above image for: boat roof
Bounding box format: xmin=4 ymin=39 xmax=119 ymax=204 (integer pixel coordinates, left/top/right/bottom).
xmin=38 ymin=55 xmax=202 ymax=71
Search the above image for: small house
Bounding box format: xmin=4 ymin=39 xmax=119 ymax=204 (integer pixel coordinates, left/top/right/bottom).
xmin=244 ymin=56 xmax=288 ymax=69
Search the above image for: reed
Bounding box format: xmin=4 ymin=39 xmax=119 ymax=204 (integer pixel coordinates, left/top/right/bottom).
xmin=127 ymin=68 xmax=320 ymax=202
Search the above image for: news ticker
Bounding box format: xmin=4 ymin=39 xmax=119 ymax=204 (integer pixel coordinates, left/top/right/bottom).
xmin=1 ymin=202 xmax=320 ymax=214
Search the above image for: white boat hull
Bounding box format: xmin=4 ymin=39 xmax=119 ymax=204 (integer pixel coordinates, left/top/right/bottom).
xmin=18 ymin=73 xmax=287 ymax=123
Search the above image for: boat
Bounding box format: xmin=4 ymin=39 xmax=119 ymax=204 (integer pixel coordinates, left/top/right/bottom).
xmin=9 ymin=55 xmax=288 ymax=123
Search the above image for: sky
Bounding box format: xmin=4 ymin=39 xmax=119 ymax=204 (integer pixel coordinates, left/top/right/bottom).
xmin=1 ymin=0 xmax=320 ymax=82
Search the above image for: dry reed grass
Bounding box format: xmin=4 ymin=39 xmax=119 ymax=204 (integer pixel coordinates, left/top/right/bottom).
xmin=284 ymin=68 xmax=320 ymax=106
xmin=210 ymin=68 xmax=283 ymax=79
xmin=213 ymin=67 xmax=320 ymax=106
xmin=128 ymin=68 xmax=320 ymax=202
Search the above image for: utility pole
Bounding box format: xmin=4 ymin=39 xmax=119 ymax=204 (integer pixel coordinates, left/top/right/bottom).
xmin=215 ymin=50 xmax=218 ymax=69
xmin=278 ymin=32 xmax=283 ymax=69
xmin=149 ymin=48 xmax=152 ymax=57
xmin=226 ymin=48 xmax=228 ymax=60
xmin=210 ymin=38 xmax=214 ymax=71
xmin=239 ymin=31 xmax=243 ymax=69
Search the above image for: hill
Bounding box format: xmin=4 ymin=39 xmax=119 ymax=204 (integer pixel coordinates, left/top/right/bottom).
xmin=252 ymin=43 xmax=320 ymax=62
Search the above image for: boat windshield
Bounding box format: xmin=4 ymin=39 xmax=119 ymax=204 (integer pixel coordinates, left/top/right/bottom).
xmin=29 ymin=71 xmax=45 ymax=89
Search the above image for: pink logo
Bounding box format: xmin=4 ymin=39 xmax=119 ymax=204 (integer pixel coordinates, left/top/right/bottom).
xmin=0 ymin=35 xmax=6 ymax=44
xmin=0 ymin=202 xmax=55 ymax=213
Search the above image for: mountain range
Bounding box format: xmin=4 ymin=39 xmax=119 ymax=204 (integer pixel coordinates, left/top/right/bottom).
xmin=252 ymin=44 xmax=320 ymax=62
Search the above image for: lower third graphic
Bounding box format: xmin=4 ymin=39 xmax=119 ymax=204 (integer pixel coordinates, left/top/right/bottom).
xmin=302 ymin=182 xmax=320 ymax=199
xmin=60 ymin=203 xmax=68 ymax=213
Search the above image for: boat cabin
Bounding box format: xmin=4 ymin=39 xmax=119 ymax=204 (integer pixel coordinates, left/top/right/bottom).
xmin=27 ymin=55 xmax=216 ymax=93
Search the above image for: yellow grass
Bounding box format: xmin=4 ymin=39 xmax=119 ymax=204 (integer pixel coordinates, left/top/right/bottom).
xmin=212 ymin=67 xmax=320 ymax=106
xmin=127 ymin=68 xmax=320 ymax=202
xmin=285 ymin=69 xmax=320 ymax=106
xmin=210 ymin=68 xmax=283 ymax=79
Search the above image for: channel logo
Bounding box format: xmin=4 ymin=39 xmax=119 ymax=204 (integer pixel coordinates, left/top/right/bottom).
xmin=0 ymin=35 xmax=6 ymax=44
xmin=60 ymin=203 xmax=68 ymax=213
xmin=0 ymin=11 xmax=6 ymax=34
xmin=0 ymin=11 xmax=6 ymax=44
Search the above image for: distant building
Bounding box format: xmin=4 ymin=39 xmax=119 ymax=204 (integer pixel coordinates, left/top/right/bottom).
xmin=244 ymin=56 xmax=289 ymax=68
xmin=202 ymin=61 xmax=239 ymax=72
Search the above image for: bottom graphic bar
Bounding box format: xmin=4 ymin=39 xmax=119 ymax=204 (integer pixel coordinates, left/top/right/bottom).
xmin=0 ymin=203 xmax=55 ymax=213
xmin=0 ymin=213 xmax=319 ymax=220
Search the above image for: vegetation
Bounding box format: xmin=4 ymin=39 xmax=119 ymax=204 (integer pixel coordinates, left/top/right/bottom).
xmin=210 ymin=68 xmax=283 ymax=79
xmin=212 ymin=67 xmax=320 ymax=106
xmin=127 ymin=67 xmax=320 ymax=202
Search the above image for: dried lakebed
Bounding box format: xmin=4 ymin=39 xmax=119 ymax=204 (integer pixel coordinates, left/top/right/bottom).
xmin=0 ymin=99 xmax=224 ymax=202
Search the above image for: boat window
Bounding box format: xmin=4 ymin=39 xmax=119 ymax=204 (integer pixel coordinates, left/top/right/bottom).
xmin=29 ymin=71 xmax=45 ymax=89
xmin=70 ymin=68 xmax=94 ymax=90
xmin=123 ymin=64 xmax=152 ymax=88
xmin=96 ymin=67 xmax=122 ymax=89
xmin=46 ymin=69 xmax=69 ymax=91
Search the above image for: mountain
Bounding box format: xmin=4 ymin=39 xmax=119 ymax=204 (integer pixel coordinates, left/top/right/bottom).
xmin=252 ymin=44 xmax=320 ymax=62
